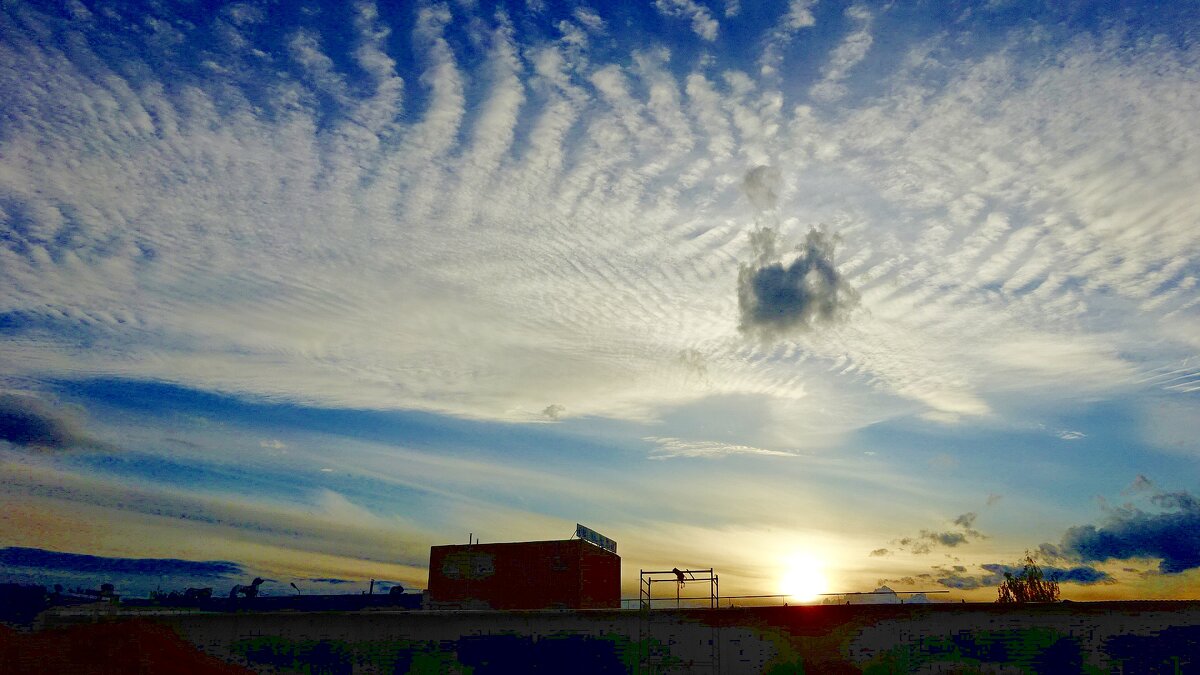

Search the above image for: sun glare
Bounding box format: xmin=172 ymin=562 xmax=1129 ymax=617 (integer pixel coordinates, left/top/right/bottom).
xmin=779 ymin=553 xmax=829 ymax=603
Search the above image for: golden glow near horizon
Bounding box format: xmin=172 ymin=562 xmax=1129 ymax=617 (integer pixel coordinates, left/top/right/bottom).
xmin=779 ymin=552 xmax=830 ymax=603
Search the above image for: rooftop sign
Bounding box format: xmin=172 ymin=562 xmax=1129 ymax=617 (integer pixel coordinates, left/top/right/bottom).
xmin=576 ymin=524 xmax=617 ymax=554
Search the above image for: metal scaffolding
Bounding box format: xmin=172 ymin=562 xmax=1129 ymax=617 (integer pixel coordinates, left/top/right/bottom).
xmin=639 ymin=568 xmax=719 ymax=610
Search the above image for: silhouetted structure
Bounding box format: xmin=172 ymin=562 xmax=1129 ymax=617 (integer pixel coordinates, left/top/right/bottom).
xmin=229 ymin=577 xmax=264 ymax=600
xmin=0 ymin=584 xmax=48 ymax=625
xmin=639 ymin=568 xmax=719 ymax=610
xmin=186 ymin=587 xmax=213 ymax=601
xmin=428 ymin=538 xmax=620 ymax=610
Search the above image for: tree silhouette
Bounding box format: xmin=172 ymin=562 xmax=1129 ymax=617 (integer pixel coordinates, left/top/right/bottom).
xmin=997 ymin=555 xmax=1060 ymax=603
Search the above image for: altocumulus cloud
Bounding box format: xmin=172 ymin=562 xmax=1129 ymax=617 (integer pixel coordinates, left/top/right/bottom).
xmin=0 ymin=0 xmax=1197 ymax=459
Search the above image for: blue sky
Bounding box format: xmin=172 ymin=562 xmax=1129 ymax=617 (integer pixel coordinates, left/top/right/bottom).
xmin=1 ymin=0 xmax=1198 ymax=601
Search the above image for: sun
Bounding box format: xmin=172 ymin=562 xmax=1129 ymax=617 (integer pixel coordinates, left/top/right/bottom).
xmin=779 ymin=552 xmax=829 ymax=603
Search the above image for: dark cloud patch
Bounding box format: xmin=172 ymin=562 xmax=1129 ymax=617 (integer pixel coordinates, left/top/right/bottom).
xmin=1057 ymin=490 xmax=1200 ymax=574
xmin=541 ymin=404 xmax=565 ymax=421
xmin=891 ymin=512 xmax=986 ymax=555
xmin=932 ymin=561 xmax=1111 ymax=590
xmin=877 ymin=576 xmax=917 ymax=586
xmin=980 ymin=563 xmax=1112 ymax=585
xmin=1125 ymin=474 xmax=1154 ymax=494
xmin=307 ymin=577 xmax=353 ymax=584
xmin=937 ymin=573 xmax=984 ymax=590
xmin=951 ymin=512 xmax=983 ymax=539
xmin=0 ymin=393 xmax=103 ymax=451
xmin=741 ymin=165 xmax=781 ymax=212
xmin=869 ymin=548 xmax=890 ymax=557
xmin=953 ymin=512 xmax=977 ymax=530
xmin=1037 ymin=542 xmax=1066 ymax=561
xmin=923 ymin=530 xmax=968 ymax=547
xmin=736 ymin=166 xmax=859 ymax=340
xmin=1053 ymin=566 xmax=1113 ymax=584
xmin=1152 ymin=491 xmax=1199 ymax=511
xmin=0 ymin=546 xmax=243 ymax=578
xmin=737 ymin=227 xmax=860 ymax=338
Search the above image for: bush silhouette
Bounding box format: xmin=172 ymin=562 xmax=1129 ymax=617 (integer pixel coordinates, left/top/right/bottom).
xmin=997 ymin=556 xmax=1059 ymax=603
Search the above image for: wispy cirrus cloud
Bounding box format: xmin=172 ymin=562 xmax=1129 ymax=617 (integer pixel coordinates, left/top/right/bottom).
xmin=646 ymin=436 xmax=796 ymax=459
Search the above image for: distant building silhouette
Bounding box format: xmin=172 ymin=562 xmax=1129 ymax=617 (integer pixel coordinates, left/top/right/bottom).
xmin=846 ymin=586 xmax=902 ymax=604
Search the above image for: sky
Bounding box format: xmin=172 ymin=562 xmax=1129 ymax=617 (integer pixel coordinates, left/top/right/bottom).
xmin=1 ymin=0 xmax=1198 ymax=603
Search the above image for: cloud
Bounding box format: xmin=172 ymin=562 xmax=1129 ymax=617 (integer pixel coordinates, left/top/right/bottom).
xmin=784 ymin=0 xmax=818 ymax=30
xmin=1124 ymin=474 xmax=1154 ymax=494
xmin=809 ymin=5 xmax=873 ymax=102
xmin=936 ymin=572 xmax=984 ymax=590
xmin=1056 ymin=490 xmax=1200 ymax=574
xmin=926 ymin=531 xmax=968 ymax=547
xmin=1 ymin=458 xmax=435 ymax=588
xmin=0 ymin=546 xmax=243 ymax=579
xmin=869 ymin=548 xmax=890 ymax=557
xmin=759 ymin=1 xmax=819 ymax=78
xmin=932 ymin=561 xmax=1112 ymax=590
xmin=742 ymin=165 xmax=782 ymax=212
xmin=984 ymin=563 xmax=1112 ymax=585
xmin=738 ymin=227 xmax=861 ymax=339
xmin=654 ymin=0 xmax=719 ymax=41
xmin=572 ymin=8 xmax=605 ymax=33
xmin=0 ymin=0 xmax=1196 ymax=457
xmin=0 ymin=393 xmax=101 ymax=451
xmin=891 ymin=512 xmax=985 ymax=554
xmin=541 ymin=404 xmax=565 ymax=421
xmin=645 ymin=436 xmax=795 ymax=459
xmin=952 ymin=512 xmax=983 ymax=538
xmin=676 ymin=349 xmax=709 ymax=384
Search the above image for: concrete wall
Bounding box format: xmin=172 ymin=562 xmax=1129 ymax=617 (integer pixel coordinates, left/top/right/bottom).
xmin=35 ymin=600 xmax=1200 ymax=673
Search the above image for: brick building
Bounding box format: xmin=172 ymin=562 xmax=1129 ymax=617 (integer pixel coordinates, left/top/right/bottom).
xmin=427 ymin=537 xmax=620 ymax=610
